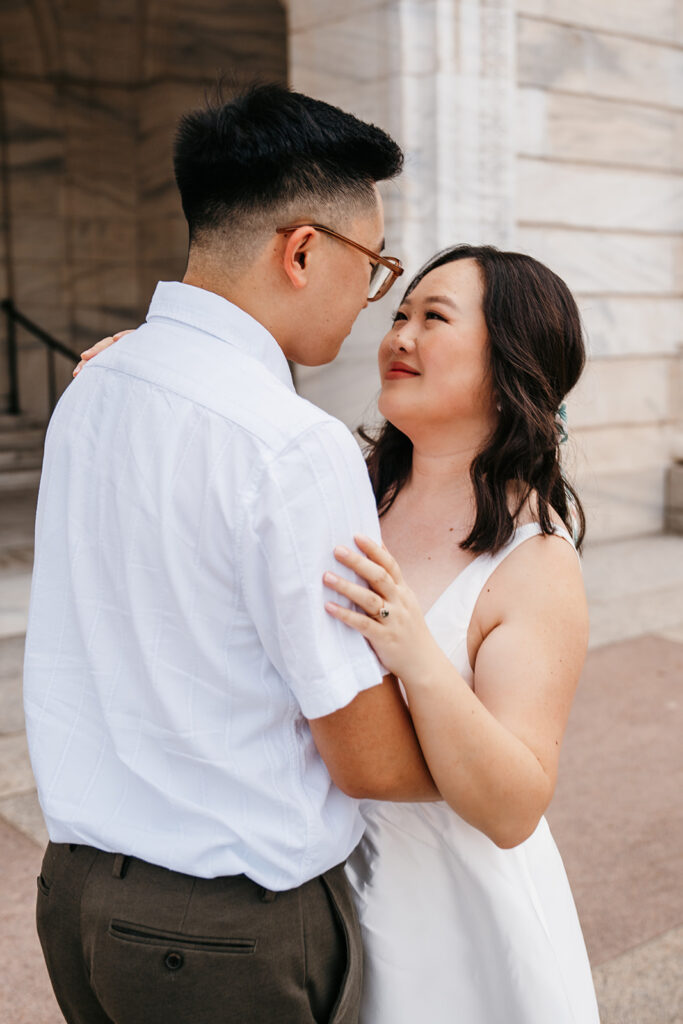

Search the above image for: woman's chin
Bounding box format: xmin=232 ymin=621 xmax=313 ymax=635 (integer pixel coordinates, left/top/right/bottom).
xmin=377 ymin=391 xmax=396 ymax=423
xmin=378 ymin=393 xmax=414 ymax=436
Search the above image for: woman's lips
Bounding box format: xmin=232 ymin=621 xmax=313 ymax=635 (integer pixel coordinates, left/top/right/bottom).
xmin=385 ymin=363 xmax=420 ymax=379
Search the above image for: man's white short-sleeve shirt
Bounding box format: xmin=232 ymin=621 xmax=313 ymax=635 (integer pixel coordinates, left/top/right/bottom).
xmin=23 ymin=281 xmax=384 ymax=889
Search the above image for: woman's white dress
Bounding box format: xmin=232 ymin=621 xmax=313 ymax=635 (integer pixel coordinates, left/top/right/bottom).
xmin=346 ymin=522 xmax=600 ymax=1024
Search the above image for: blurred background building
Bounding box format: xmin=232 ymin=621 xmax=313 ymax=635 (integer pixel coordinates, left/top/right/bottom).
xmin=1 ymin=0 xmax=682 ymax=548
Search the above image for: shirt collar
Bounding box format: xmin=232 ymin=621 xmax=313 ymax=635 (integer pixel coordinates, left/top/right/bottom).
xmin=146 ymin=281 xmax=295 ymax=392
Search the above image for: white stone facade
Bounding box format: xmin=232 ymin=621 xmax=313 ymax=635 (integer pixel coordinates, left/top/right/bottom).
xmin=286 ymin=0 xmax=683 ymax=543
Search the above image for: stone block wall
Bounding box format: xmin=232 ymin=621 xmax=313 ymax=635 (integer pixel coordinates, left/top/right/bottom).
xmin=0 ymin=0 xmax=287 ymax=420
xmin=290 ymin=0 xmax=518 ymax=430
xmin=514 ymin=0 xmax=683 ymax=542
xmin=4 ymin=0 xmax=680 ymax=541
xmin=289 ymin=0 xmax=682 ymax=543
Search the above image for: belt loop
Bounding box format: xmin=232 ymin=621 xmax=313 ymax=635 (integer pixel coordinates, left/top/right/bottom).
xmin=260 ymin=887 xmax=277 ymax=903
xmin=112 ymin=854 xmax=131 ymax=879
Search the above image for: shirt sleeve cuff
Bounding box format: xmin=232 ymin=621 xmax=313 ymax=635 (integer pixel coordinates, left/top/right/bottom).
xmin=296 ymin=654 xmax=385 ymax=720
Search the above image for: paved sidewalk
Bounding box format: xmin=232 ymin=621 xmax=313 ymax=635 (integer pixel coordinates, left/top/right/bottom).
xmin=547 ymin=635 xmax=683 ymax=1023
xmin=1 ymin=489 xmax=682 ymax=1023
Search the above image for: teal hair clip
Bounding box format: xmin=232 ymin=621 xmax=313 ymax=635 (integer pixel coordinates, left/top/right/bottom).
xmin=556 ymin=401 xmax=569 ymax=444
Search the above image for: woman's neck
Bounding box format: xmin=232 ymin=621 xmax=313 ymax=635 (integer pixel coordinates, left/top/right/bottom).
xmin=380 ymin=435 xmax=482 ymax=595
xmin=403 ymin=423 xmax=484 ymax=502
xmin=391 ymin=442 xmax=477 ymax=538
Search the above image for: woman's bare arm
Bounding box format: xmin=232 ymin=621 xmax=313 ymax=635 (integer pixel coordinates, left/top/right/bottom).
xmin=324 ymin=534 xmax=588 ymax=847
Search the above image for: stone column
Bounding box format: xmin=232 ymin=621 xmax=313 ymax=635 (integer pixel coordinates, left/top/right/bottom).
xmin=284 ymin=0 xmax=516 ymax=427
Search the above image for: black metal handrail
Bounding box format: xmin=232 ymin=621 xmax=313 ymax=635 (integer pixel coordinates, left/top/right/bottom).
xmin=2 ymin=298 xmax=81 ymax=416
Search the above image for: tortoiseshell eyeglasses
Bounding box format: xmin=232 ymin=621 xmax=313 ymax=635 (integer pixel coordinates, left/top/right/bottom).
xmin=276 ymin=224 xmax=403 ymax=301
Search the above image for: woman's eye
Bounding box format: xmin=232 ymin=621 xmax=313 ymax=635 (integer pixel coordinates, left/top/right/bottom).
xmin=391 ymin=310 xmax=408 ymax=323
xmin=425 ymin=310 xmax=447 ymax=322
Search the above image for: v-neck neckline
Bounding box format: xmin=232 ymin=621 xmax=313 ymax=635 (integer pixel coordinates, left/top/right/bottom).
xmin=422 ymin=522 xmax=544 ymax=622
xmin=423 ymin=551 xmax=486 ymax=621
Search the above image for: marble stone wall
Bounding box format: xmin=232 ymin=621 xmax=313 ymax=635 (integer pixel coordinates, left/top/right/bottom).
xmin=514 ymin=0 xmax=683 ymax=541
xmin=288 ymin=0 xmax=517 ymax=431
xmin=0 ymin=0 xmax=287 ymax=419
xmin=287 ymin=0 xmax=683 ymax=542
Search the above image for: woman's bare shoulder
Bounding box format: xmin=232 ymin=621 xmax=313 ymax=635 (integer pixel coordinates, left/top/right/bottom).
xmin=492 ymin=527 xmax=587 ymax=644
xmin=468 ymin=521 xmax=588 ymax=685
xmin=475 ymin=496 xmax=585 ymax=630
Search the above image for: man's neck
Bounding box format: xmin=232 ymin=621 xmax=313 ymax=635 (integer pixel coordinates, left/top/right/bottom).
xmin=182 ymin=269 xmax=283 ymax=349
xmin=182 ymin=268 xmax=243 ymax=308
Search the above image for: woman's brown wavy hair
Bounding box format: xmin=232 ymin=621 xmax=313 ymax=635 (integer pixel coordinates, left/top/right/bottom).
xmin=359 ymin=244 xmax=586 ymax=554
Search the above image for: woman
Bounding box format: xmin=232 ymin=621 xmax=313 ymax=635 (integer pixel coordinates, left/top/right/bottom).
xmin=321 ymin=245 xmax=599 ymax=1023
xmin=77 ymin=244 xmax=599 ymax=1023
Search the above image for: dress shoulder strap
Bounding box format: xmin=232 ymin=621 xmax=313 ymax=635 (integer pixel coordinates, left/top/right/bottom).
xmin=458 ymin=521 xmax=578 ymax=623
xmin=425 ymin=520 xmax=579 ymax=655
xmin=466 ymin=522 xmax=543 ymax=596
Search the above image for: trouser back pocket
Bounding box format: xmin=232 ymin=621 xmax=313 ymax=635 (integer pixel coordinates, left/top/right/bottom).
xmin=109 ymin=919 xmax=257 ymax=954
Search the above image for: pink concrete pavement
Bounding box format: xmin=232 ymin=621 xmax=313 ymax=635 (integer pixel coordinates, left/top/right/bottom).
xmin=547 ymin=633 xmax=683 ymax=968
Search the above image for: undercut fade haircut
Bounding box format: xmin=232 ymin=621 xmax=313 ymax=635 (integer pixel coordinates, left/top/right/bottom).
xmin=173 ymin=82 xmax=403 ymax=251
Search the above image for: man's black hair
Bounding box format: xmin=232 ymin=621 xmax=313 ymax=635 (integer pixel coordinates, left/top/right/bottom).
xmin=173 ymin=82 xmax=404 ymax=241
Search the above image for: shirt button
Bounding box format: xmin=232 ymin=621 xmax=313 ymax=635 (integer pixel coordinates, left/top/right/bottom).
xmin=164 ymin=951 xmax=184 ymax=971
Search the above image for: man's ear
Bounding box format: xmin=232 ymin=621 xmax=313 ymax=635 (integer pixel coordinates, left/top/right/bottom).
xmin=280 ymin=226 xmax=317 ymax=291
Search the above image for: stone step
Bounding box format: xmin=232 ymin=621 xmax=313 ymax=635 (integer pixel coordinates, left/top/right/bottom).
xmin=0 ymin=415 xmax=45 ymax=432
xmin=0 ymin=469 xmax=41 ymax=493
xmin=0 ymin=428 xmax=45 ymax=451
xmin=582 ymin=533 xmax=683 ymax=648
xmin=0 ymin=417 xmax=46 ymax=494
xmin=0 ymin=450 xmax=43 ymax=471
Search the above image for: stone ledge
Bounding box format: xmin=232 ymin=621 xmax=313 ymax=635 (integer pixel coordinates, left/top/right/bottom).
xmin=665 ymin=462 xmax=683 ymax=533
xmin=582 ymin=533 xmax=683 ymax=647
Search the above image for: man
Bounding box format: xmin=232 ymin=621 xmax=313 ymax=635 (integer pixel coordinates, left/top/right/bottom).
xmin=23 ymin=83 xmax=436 ymax=1024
